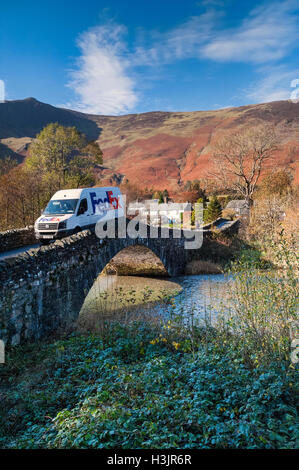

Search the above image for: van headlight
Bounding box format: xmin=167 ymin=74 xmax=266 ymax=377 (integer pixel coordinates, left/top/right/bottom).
xmin=58 ymin=221 xmax=67 ymax=229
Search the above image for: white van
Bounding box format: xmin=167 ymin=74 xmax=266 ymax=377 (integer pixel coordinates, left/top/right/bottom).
xmin=34 ymin=187 xmax=124 ymax=244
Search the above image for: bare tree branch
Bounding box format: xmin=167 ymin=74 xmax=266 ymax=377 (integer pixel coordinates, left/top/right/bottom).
xmin=209 ymin=124 xmax=278 ymax=205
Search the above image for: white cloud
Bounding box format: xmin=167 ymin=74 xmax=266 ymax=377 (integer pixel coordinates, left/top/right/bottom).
xmin=67 ymin=23 xmax=138 ymax=115
xmin=66 ymin=1 xmax=299 ymax=114
xmin=132 ymin=1 xmax=298 ymax=66
xmin=133 ymin=12 xmax=217 ymax=66
xmin=201 ymin=1 xmax=299 ymax=63
xmin=245 ymin=66 xmax=299 ymax=103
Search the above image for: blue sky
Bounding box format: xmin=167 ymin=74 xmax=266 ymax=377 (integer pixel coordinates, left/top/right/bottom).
xmin=0 ymin=0 xmax=298 ymax=114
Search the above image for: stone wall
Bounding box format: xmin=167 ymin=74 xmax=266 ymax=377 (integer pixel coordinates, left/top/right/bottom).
xmin=203 ymin=218 xmax=240 ymax=234
xmin=0 ymin=231 xmax=98 ymax=347
xmin=0 ymin=225 xmax=188 ymax=347
xmin=0 ymin=226 xmax=36 ymax=253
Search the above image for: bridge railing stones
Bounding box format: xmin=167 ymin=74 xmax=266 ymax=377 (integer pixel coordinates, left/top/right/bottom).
xmin=0 ymin=226 xmax=36 ymax=253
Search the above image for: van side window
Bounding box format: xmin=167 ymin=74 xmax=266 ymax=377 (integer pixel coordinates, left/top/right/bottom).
xmin=77 ymin=198 xmax=88 ymax=215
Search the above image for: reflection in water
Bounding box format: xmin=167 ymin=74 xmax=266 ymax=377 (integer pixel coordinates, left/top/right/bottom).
xmin=78 ymin=275 xmax=182 ymax=332
xmin=78 ymin=274 xmax=232 ymax=332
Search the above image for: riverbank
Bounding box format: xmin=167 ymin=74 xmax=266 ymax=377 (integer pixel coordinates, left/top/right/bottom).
xmin=0 ymin=321 xmax=297 ymax=449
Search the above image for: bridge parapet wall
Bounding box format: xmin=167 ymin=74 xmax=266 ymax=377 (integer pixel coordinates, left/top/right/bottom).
xmin=0 ymin=226 xmax=35 ymax=253
xmin=0 ymin=230 xmax=95 ymax=346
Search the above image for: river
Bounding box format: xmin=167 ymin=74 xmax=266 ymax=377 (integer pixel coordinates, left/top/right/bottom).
xmin=77 ymin=274 xmax=232 ymax=332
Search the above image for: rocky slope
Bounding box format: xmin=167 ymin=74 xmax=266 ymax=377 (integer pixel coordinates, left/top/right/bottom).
xmin=0 ymin=98 xmax=298 ymax=189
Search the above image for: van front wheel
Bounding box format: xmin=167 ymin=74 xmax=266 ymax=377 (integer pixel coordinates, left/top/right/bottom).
xmin=40 ymin=239 xmax=51 ymax=245
xmin=73 ymin=227 xmax=82 ymax=235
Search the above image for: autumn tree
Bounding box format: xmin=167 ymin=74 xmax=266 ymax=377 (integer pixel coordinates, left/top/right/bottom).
xmin=0 ymin=156 xmax=18 ymax=176
xmin=248 ymin=169 xmax=296 ymax=247
xmin=0 ymin=124 xmax=104 ymax=230
xmin=26 ymin=123 xmax=103 ymax=188
xmin=84 ymin=141 xmax=103 ymax=165
xmin=119 ymin=180 xmax=151 ymax=204
xmin=182 ymin=180 xmax=206 ymax=202
xmin=212 ymin=125 xmax=278 ymax=206
xmin=152 ymin=191 xmax=161 ymax=200
xmin=257 ymin=168 xmax=293 ymax=197
xmin=0 ymin=165 xmax=46 ymax=229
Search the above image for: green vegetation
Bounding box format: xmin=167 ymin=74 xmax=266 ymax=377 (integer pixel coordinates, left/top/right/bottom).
xmin=0 ymin=322 xmax=297 ymax=449
xmin=204 ymin=196 xmax=222 ymax=224
xmin=26 ymin=123 xmax=102 ymax=188
xmin=221 ymin=234 xmax=298 ymax=366
xmin=158 ymin=193 xmax=164 ymax=204
xmin=191 ymin=197 xmax=205 ymax=226
xmin=0 ymin=156 xmax=18 ymax=176
xmin=0 ymin=237 xmax=297 ymax=450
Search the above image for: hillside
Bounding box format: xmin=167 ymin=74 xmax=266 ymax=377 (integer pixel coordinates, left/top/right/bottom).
xmin=0 ymin=98 xmax=99 ymax=140
xmin=0 ymin=98 xmax=298 ymax=189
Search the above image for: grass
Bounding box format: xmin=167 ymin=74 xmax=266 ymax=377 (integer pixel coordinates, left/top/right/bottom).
xmin=185 ymin=259 xmax=222 ymax=275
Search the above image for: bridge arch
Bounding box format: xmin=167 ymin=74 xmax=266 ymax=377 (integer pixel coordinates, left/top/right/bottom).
xmin=101 ymin=244 xmax=169 ymax=277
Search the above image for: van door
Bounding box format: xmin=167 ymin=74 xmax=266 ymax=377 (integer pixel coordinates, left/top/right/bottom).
xmin=76 ymin=198 xmax=90 ymax=229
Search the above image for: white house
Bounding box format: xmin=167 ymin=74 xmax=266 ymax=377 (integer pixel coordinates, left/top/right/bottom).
xmin=225 ymin=199 xmax=250 ymax=217
xmin=128 ymin=200 xmax=191 ymax=226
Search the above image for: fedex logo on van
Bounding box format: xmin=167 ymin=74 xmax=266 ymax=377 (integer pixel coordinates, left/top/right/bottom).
xmin=40 ymin=217 xmax=61 ymax=222
xmin=90 ymin=191 xmax=121 ymax=214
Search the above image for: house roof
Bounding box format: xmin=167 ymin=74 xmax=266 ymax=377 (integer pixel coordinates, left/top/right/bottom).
xmin=226 ymin=199 xmax=249 ymax=209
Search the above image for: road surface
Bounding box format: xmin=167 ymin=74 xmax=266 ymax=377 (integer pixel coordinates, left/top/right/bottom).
xmin=0 ymin=244 xmax=40 ymax=260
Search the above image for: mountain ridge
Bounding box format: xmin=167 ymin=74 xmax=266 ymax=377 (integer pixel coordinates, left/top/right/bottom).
xmin=0 ymin=98 xmax=298 ymax=189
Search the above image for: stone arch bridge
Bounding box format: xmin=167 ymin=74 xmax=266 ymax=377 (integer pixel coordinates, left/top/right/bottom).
xmin=0 ymin=219 xmax=238 ymax=346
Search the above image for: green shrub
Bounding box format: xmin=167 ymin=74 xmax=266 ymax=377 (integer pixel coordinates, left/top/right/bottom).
xmin=204 ymin=196 xmax=222 ymax=224
xmin=218 ymin=234 xmax=298 ymax=366
xmin=0 ymin=320 xmax=297 ymax=449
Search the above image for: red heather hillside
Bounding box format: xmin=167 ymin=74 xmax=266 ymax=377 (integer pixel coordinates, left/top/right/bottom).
xmin=0 ymin=98 xmax=298 ymax=192
xmin=92 ymin=101 xmax=299 ymax=190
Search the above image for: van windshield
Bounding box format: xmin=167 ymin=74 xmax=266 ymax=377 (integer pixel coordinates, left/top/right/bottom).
xmin=43 ymin=199 xmax=79 ymax=215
